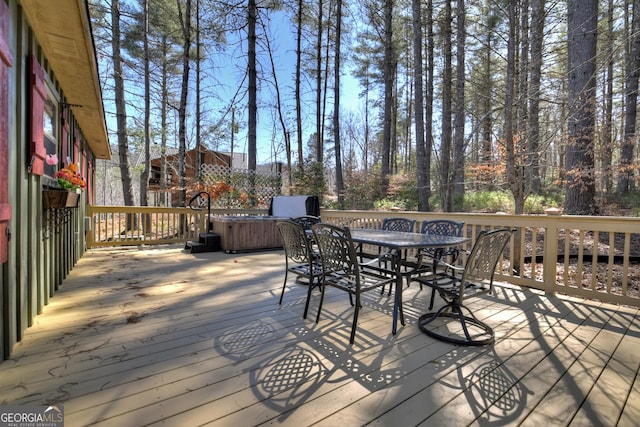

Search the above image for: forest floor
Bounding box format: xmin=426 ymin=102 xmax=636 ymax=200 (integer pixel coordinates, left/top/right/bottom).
xmin=524 ymin=227 xmax=640 ymax=299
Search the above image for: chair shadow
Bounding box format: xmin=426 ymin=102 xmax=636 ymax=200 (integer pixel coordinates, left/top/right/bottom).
xmin=249 ymin=344 xmax=329 ymax=417
xmin=457 ymin=353 xmax=534 ymax=425
xmin=215 ymin=319 xmax=280 ymax=360
xmin=212 ymin=289 xmax=408 ymax=422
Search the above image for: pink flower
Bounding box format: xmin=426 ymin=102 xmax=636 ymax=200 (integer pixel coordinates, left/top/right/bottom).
xmin=45 ymin=154 xmax=58 ymax=165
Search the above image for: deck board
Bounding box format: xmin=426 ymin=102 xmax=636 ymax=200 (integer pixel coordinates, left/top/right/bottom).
xmin=1 ymin=244 xmax=639 ymax=427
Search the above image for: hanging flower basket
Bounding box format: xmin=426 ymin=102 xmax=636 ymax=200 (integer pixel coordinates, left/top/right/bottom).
xmin=54 ymin=163 xmax=86 ymax=192
xmin=43 ymin=189 xmax=80 ymax=209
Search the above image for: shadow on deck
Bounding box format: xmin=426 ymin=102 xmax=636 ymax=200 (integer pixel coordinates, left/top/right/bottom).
xmin=1 ymin=244 xmax=638 ymax=426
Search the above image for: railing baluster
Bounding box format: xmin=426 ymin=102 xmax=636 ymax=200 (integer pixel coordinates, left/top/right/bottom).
xmin=623 ymin=233 xmax=631 ymax=296
xmin=590 ymin=230 xmax=599 ymax=291
xmin=84 ymin=207 xmax=640 ymax=307
xmin=607 ymin=231 xmax=615 ymax=294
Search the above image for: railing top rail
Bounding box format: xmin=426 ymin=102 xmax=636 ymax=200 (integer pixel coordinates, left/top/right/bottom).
xmin=320 ymin=210 xmax=640 ymax=230
xmin=84 ymin=206 xmax=640 ymax=308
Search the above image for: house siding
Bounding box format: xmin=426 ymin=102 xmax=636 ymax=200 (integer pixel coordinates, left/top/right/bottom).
xmin=0 ymin=0 xmax=105 ymax=359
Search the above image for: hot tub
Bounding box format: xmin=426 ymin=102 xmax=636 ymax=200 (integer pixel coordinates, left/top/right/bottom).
xmin=210 ymin=195 xmax=320 ymax=253
xmin=211 ymin=216 xmax=282 ymax=253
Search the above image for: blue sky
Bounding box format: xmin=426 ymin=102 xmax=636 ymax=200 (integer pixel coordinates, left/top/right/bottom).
xmin=205 ymin=9 xmax=364 ymax=164
xmin=100 ymin=8 xmax=365 ymax=167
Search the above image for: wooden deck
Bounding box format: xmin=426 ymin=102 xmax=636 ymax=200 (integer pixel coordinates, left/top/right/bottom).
xmin=1 ymin=244 xmax=639 ymax=426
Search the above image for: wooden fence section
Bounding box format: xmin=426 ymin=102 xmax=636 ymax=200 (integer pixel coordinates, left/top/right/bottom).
xmin=321 ymin=211 xmax=640 ymax=308
xmin=85 ymin=206 xmax=640 ymax=308
xmin=86 ymin=206 xmax=269 ymax=247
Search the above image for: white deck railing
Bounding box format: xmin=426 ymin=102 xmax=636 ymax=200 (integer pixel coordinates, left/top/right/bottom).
xmin=86 ymin=206 xmax=640 ymax=308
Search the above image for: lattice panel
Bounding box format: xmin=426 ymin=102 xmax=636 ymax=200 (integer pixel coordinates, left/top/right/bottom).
xmin=200 ymin=164 xmax=282 ymax=208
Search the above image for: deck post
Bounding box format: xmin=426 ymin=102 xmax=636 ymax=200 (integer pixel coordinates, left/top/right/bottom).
xmin=543 ymin=211 xmax=560 ymax=295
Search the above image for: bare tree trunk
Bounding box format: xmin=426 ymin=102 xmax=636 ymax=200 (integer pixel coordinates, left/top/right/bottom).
xmin=518 ymin=0 xmax=529 ymax=130
xmin=413 ymin=0 xmax=428 ymax=211
xmin=334 ymin=0 xmax=345 ymax=206
xmin=481 ymin=2 xmax=494 ymax=166
xmin=111 ymin=0 xmax=136 ymax=231
xmin=403 ymin=49 xmax=412 ymax=172
xmin=381 ymin=0 xmax=394 ymax=195
xmin=364 ymin=72 xmax=370 ymax=173
xmin=160 ymin=35 xmax=168 ymax=206
xmin=177 ymin=0 xmax=191 ymax=208
xmin=425 ymin=0 xmax=434 ymax=209
xmin=505 ymin=1 xmax=517 ymax=201
xmin=315 ymin=0 xmax=323 ymax=163
xmin=602 ymin=0 xmax=614 ymax=195
xmin=141 ymin=0 xmax=151 ymax=232
xmin=248 ymin=0 xmax=257 ymax=202
xmin=505 ymin=1 xmax=523 ymax=274
xmin=453 ymin=0 xmax=466 ymax=202
xmin=295 ymin=0 xmax=304 ymax=172
xmin=618 ymin=0 xmax=640 ymax=194
xmin=391 ymin=68 xmax=399 ymax=175
xmin=566 ymin=0 xmax=598 ymax=214
xmin=262 ymin=19 xmax=291 ymax=191
xmin=195 ymin=0 xmax=202 ymax=184
xmin=140 ymin=0 xmax=150 ymax=208
xmin=321 ymin=2 xmax=333 ymax=167
xmin=528 ymin=0 xmax=545 ymax=194
xmin=505 ymin=1 xmax=525 ymax=215
xmin=441 ymin=0 xmax=453 ymax=212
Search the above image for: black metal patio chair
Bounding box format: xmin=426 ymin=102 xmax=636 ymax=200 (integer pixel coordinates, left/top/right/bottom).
xmin=414 ymin=228 xmax=514 ymax=346
xmin=309 ymin=223 xmax=397 ymax=345
xmin=275 ymin=219 xmax=324 ymax=319
xmin=410 ymin=220 xmax=465 ymax=307
xmin=357 ymin=218 xmax=416 ymax=296
xmin=381 ymin=217 xmax=416 ymax=233
xmin=380 ymin=217 xmax=416 ymax=264
xmin=358 ymin=217 xmax=416 ymax=258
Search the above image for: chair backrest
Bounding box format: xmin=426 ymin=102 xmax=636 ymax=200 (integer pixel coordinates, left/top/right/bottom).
xmin=290 ymin=215 xmax=321 ymax=231
xmin=420 ymin=219 xmax=464 ymax=258
xmin=276 ymin=220 xmax=314 ymax=264
xmin=420 ymin=219 xmax=464 ymax=237
xmin=311 ymin=223 xmax=358 ymax=277
xmin=459 ymin=228 xmax=514 ymax=299
xmin=382 ymin=217 xmax=416 ymax=233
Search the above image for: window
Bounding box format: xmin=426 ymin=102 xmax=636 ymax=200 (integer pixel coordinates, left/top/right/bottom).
xmin=43 ymin=96 xmax=57 ymax=177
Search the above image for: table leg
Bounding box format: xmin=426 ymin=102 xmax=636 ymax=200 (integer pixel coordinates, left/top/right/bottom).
xmin=392 ymin=252 xmax=405 ymax=334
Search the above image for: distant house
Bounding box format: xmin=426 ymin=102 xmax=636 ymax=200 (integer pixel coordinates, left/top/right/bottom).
xmin=0 ymin=0 xmax=110 ymax=359
xmin=149 ymin=148 xmax=232 ymax=206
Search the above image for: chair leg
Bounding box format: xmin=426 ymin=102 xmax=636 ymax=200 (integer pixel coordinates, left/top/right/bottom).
xmin=454 ymin=305 xmax=474 ymax=343
xmin=315 ymin=284 xmax=326 ymax=324
xmin=456 ymin=304 xmax=492 ymax=344
xmin=350 ymin=295 xmax=361 ymax=344
xmin=279 ymin=269 xmax=289 ymax=305
xmin=302 ymin=273 xmax=315 ymax=319
xmin=418 ymin=302 xmax=495 ymax=346
xmin=428 ymin=288 xmax=436 ymax=310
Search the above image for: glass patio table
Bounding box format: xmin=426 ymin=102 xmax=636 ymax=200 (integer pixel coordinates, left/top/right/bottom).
xmin=348 ymin=228 xmax=470 ymax=335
